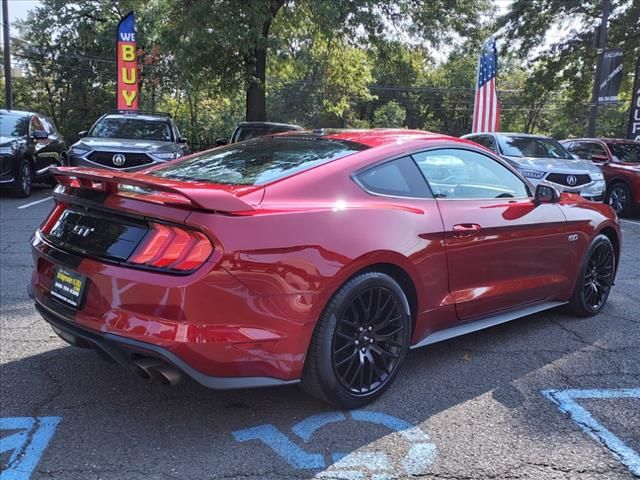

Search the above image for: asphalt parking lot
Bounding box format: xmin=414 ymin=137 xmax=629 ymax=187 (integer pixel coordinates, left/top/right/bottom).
xmin=1 ymin=187 xmax=639 ymax=480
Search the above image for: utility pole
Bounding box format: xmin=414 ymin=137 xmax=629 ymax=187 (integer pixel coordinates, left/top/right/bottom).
xmin=2 ymin=0 xmax=12 ymax=109
xmin=587 ymin=0 xmax=611 ymax=137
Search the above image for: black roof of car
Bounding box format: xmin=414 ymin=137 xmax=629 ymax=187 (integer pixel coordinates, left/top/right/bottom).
xmin=236 ymin=121 xmax=303 ymax=130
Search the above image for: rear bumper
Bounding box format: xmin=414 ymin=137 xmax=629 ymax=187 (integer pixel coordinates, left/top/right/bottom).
xmin=33 ymin=295 xmax=299 ymax=390
xmin=31 ymin=231 xmax=317 ymax=384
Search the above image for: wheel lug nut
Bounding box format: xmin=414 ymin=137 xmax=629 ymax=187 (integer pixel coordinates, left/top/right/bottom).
xmin=369 ymin=338 xmax=374 ymax=343
xmin=358 ymin=327 xmax=363 ymax=332
xmin=354 ymin=340 xmax=359 ymax=345
xmin=361 ymin=348 xmax=366 ymax=353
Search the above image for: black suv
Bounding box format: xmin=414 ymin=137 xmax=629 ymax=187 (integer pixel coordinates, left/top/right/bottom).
xmin=68 ymin=111 xmax=190 ymax=171
xmin=217 ymin=121 xmax=304 ymax=145
xmin=0 ymin=109 xmax=67 ymax=197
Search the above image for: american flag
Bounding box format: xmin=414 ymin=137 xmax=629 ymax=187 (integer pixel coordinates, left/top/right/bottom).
xmin=472 ymin=38 xmax=500 ymax=133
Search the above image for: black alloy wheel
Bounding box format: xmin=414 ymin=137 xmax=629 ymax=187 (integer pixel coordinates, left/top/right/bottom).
xmin=301 ymin=272 xmax=411 ymax=408
xmin=568 ymin=234 xmax=615 ymax=317
xmin=332 ymin=287 xmax=406 ymax=395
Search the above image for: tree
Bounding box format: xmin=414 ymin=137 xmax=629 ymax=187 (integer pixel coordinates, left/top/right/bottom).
xmin=372 ymin=101 xmax=406 ymax=127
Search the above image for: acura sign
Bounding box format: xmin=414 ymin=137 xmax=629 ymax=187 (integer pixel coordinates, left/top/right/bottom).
xmin=628 ymin=57 xmax=640 ymax=141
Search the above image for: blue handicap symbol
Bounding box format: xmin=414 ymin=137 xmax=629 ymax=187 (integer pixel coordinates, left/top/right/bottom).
xmin=1 ymin=417 xmax=61 ymax=480
xmin=232 ymin=410 xmax=436 ymax=477
xmin=544 ymin=388 xmax=640 ymax=477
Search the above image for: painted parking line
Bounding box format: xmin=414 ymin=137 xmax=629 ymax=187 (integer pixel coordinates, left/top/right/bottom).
xmin=620 ymin=219 xmax=640 ymax=227
xmin=16 ymin=196 xmax=53 ymax=210
xmin=543 ymin=388 xmax=640 ymax=477
xmin=232 ymin=410 xmax=437 ymax=478
xmin=0 ymin=416 xmax=62 ymax=480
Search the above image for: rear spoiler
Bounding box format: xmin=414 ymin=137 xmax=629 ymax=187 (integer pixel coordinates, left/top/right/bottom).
xmin=50 ymin=167 xmax=258 ymax=213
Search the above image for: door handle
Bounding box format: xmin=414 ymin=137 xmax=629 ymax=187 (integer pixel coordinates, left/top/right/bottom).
xmin=452 ymin=223 xmax=481 ymax=236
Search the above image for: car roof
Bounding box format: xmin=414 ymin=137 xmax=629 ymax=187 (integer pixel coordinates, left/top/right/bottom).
xmin=236 ymin=121 xmax=303 ymax=129
xmin=102 ymin=113 xmax=172 ymax=122
xmin=277 ymin=128 xmax=455 ymax=148
xmin=0 ymin=109 xmax=36 ymax=116
xmin=565 ymin=138 xmax=640 ymax=144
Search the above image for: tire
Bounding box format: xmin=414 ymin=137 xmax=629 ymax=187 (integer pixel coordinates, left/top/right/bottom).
xmin=606 ymin=182 xmax=632 ymax=217
xmin=566 ymin=234 xmax=615 ymax=317
xmin=12 ymin=159 xmax=33 ymax=198
xmin=301 ymin=272 xmax=412 ymax=408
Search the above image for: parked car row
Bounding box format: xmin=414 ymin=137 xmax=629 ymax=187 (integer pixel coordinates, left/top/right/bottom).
xmin=1 ymin=108 xmax=638 ymax=216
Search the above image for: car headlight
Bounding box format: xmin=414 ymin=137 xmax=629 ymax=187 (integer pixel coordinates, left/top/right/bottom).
xmin=591 ymin=172 xmax=604 ymax=180
xmin=518 ymin=169 xmax=546 ymax=179
xmin=0 ymin=140 xmax=19 ymax=155
xmin=69 ymin=147 xmax=89 ymax=156
xmin=151 ymin=152 xmax=181 ymax=160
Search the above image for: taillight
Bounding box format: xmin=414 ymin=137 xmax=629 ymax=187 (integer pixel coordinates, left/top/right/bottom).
xmin=40 ymin=203 xmax=66 ymax=234
xmin=129 ymin=223 xmax=213 ymax=272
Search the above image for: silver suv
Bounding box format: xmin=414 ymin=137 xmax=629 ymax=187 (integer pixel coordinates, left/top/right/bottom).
xmin=462 ymin=133 xmax=606 ymax=201
xmin=68 ymin=111 xmax=190 ymax=171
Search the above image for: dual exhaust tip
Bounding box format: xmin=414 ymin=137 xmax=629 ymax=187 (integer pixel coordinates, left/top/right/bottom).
xmin=130 ymin=357 xmax=181 ymax=386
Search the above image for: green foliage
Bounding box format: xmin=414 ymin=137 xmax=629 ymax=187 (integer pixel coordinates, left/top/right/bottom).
xmin=6 ymin=0 xmax=636 ymax=148
xmin=373 ymin=101 xmax=407 ymax=128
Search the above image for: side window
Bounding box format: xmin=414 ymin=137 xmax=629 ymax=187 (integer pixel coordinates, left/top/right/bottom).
xmin=566 ymin=141 xmax=590 ymax=160
xmin=590 ymin=142 xmax=608 ymax=160
xmin=470 ymin=135 xmax=497 ymax=153
xmin=355 ymin=156 xmax=432 ymax=198
xmin=30 ymin=116 xmax=43 ymax=135
xmin=40 ymin=116 xmax=53 ymax=134
xmin=413 ymin=149 xmax=530 ymax=199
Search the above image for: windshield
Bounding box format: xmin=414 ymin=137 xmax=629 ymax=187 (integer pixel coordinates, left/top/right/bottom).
xmin=498 ymin=135 xmax=573 ymax=159
xmin=90 ymin=116 xmax=173 ymax=141
xmin=0 ymin=113 xmax=29 ymax=137
xmin=607 ymin=142 xmax=640 ymax=163
xmin=151 ymin=136 xmax=368 ymax=185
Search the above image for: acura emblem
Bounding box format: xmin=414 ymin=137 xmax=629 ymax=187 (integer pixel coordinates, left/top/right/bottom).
xmin=112 ymin=153 xmax=126 ymax=167
xmin=566 ymin=175 xmax=577 ymax=186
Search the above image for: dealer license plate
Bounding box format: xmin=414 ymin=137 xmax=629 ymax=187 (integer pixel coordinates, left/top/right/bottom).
xmin=50 ymin=267 xmax=87 ymax=309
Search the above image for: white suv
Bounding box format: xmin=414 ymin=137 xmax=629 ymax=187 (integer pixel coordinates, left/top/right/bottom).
xmin=462 ymin=133 xmax=606 ymax=201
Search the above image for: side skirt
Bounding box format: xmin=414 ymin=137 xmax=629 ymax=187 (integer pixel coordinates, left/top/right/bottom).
xmin=410 ymin=300 xmax=567 ymax=350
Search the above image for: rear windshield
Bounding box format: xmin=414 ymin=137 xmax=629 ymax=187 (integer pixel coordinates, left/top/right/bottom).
xmin=151 ymin=136 xmax=368 ymax=185
xmin=233 ymin=125 xmax=299 ymax=143
xmin=607 ymin=142 xmax=640 ymax=163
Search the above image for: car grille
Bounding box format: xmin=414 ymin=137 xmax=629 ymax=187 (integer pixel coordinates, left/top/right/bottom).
xmin=87 ymin=151 xmax=154 ymax=169
xmin=545 ymin=173 xmax=591 ymax=187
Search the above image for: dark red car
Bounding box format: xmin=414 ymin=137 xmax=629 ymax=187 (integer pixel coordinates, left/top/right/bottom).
xmin=30 ymin=130 xmax=620 ymax=407
xmin=561 ymin=138 xmax=640 ymax=216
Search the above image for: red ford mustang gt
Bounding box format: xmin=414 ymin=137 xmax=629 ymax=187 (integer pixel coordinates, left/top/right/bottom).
xmin=30 ymin=129 xmax=620 ymax=407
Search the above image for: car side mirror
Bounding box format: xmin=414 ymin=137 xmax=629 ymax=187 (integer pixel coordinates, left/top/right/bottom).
xmin=215 ymin=138 xmax=228 ymax=146
xmin=178 ymin=136 xmax=188 ymax=144
xmin=534 ymin=184 xmax=560 ymax=204
xmin=592 ymin=154 xmax=608 ymax=163
xmin=32 ymin=129 xmax=48 ymax=140
xmin=78 ymin=130 xmax=88 ymax=138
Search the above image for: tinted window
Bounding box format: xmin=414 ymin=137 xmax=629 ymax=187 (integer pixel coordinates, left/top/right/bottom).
xmin=566 ymin=141 xmax=590 ymax=159
xmin=152 ymin=136 xmax=368 ymax=185
xmin=356 ymin=156 xmax=431 ymax=198
xmin=0 ymin=113 xmax=29 ymax=137
xmin=90 ymin=116 xmax=173 ymax=141
xmin=30 ymin=116 xmax=43 ymax=134
xmin=608 ymin=142 xmax=640 ymax=163
xmin=497 ymin=135 xmax=573 ymax=159
xmin=469 ymin=135 xmax=496 ymax=152
xmin=413 ymin=149 xmax=529 ymax=199
xmin=233 ymin=125 xmax=299 ymax=143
